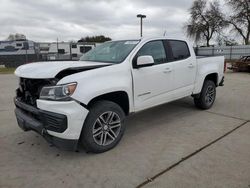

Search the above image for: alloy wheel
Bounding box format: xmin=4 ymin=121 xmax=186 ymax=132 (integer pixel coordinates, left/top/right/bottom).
xmin=92 ymin=111 xmax=121 ymax=146
xmin=205 ymin=85 xmax=215 ymax=105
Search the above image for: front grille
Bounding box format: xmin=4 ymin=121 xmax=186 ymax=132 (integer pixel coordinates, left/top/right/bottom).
xmin=17 ymin=78 xmax=58 ymax=106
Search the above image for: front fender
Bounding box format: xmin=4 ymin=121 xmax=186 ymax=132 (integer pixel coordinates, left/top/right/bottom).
xmin=57 ymin=63 xmax=134 ymax=112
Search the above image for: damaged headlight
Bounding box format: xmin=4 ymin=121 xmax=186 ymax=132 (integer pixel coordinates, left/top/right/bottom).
xmin=40 ymin=82 xmax=77 ymax=100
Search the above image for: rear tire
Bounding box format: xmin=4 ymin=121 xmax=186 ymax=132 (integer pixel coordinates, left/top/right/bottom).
xmin=81 ymin=100 xmax=126 ymax=153
xmin=194 ymin=80 xmax=216 ymax=110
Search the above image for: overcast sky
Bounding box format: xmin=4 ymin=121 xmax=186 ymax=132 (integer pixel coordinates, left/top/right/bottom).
xmin=0 ymin=0 xmax=218 ymax=42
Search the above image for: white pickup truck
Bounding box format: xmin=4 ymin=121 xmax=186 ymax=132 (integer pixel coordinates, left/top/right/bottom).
xmin=14 ymin=37 xmax=225 ymax=153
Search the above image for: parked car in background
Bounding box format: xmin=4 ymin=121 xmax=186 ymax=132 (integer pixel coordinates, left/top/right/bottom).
xmin=228 ymin=55 xmax=250 ymax=72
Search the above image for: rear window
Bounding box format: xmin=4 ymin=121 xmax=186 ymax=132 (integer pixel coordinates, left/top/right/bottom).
xmin=168 ymin=40 xmax=190 ymax=61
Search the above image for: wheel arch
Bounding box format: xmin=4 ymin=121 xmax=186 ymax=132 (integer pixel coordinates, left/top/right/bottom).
xmin=204 ymin=73 xmax=218 ymax=86
xmin=87 ymin=91 xmax=130 ymax=115
xmin=193 ymin=72 xmax=219 ymax=96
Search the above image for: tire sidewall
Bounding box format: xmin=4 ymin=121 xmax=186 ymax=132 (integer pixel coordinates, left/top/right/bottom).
xmin=81 ymin=101 xmax=126 ymax=153
xmin=200 ymin=80 xmax=216 ymax=109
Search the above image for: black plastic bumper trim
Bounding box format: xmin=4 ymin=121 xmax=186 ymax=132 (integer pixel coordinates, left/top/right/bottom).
xmin=14 ymin=98 xmax=78 ymax=151
xmin=14 ymin=98 xmax=67 ymax=133
xmin=44 ymin=134 xmax=78 ymax=151
xmin=15 ymin=97 xmax=40 ymax=115
xmin=15 ymin=108 xmax=43 ymax=133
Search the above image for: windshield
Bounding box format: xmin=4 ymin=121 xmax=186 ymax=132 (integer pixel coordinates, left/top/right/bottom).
xmin=80 ymin=40 xmax=139 ymax=63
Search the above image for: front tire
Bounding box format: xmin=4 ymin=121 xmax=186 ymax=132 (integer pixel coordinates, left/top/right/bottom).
xmin=81 ymin=100 xmax=126 ymax=153
xmin=194 ymin=80 xmax=216 ymax=110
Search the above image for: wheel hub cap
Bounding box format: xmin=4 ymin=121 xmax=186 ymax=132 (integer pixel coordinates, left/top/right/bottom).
xmin=205 ymin=85 xmax=215 ymax=105
xmin=92 ymin=111 xmax=122 ymax=146
xmin=103 ymin=125 xmax=108 ymax=131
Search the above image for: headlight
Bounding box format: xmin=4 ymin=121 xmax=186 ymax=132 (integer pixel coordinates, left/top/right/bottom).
xmin=40 ymin=82 xmax=77 ymax=100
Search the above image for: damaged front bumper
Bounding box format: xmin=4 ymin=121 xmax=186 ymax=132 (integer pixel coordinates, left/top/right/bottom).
xmin=14 ymin=98 xmax=88 ymax=151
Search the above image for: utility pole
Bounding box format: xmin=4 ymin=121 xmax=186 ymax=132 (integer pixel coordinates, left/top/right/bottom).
xmin=163 ymin=30 xmax=167 ymax=36
xmin=137 ymin=14 xmax=146 ymax=37
xmin=69 ymin=42 xmax=72 ymax=60
xmin=24 ymin=41 xmax=28 ymax=64
xmin=56 ymin=38 xmax=59 ymax=59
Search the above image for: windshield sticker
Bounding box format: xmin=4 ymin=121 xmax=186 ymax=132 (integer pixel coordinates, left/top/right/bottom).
xmin=124 ymin=41 xmax=139 ymax=45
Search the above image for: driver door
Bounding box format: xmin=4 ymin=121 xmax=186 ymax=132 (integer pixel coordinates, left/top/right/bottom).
xmin=132 ymin=40 xmax=174 ymax=111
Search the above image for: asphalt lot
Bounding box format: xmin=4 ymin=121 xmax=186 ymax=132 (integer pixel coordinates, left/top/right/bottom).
xmin=0 ymin=72 xmax=250 ymax=188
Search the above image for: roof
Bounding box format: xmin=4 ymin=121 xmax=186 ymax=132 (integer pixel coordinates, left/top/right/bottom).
xmin=111 ymin=36 xmax=188 ymax=42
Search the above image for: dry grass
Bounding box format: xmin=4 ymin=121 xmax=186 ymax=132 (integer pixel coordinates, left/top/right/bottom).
xmin=0 ymin=68 xmax=16 ymax=74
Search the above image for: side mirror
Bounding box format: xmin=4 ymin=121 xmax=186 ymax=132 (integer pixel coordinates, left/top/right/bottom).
xmin=136 ymin=55 xmax=154 ymax=68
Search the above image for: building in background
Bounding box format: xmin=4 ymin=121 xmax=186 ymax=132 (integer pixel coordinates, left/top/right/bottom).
xmin=0 ymin=40 xmax=39 ymax=67
xmin=0 ymin=40 xmax=37 ymax=56
xmin=38 ymin=42 xmax=51 ymax=61
xmin=47 ymin=42 xmax=95 ymax=61
xmin=0 ymin=40 xmax=98 ymax=67
xmin=47 ymin=42 xmax=71 ymax=61
xmin=71 ymin=42 xmax=95 ymax=60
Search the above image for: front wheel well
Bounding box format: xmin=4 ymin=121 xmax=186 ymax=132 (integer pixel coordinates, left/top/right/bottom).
xmin=87 ymin=91 xmax=130 ymax=115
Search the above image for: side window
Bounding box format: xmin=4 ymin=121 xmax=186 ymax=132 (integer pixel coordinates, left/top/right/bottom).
xmin=168 ymin=40 xmax=190 ymax=61
xmin=58 ymin=49 xmax=65 ymax=54
xmin=80 ymin=46 xmax=92 ymax=53
xmin=137 ymin=41 xmax=167 ymax=64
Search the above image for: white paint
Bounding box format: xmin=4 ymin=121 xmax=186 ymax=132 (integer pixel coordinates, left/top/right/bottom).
xmin=15 ymin=37 xmax=225 ymax=141
xmin=15 ymin=61 xmax=111 ymax=79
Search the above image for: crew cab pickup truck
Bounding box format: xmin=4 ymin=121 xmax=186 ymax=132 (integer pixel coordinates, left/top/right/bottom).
xmin=14 ymin=37 xmax=225 ymax=153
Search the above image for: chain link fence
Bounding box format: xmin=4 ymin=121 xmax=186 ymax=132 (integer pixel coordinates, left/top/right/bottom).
xmin=0 ymin=40 xmax=96 ymax=68
xmin=195 ymin=45 xmax=250 ymax=61
xmin=3 ymin=41 xmax=250 ymax=68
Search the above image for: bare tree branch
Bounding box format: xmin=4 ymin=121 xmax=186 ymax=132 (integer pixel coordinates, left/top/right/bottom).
xmin=225 ymin=0 xmax=250 ymax=44
xmin=184 ymin=0 xmax=226 ymax=46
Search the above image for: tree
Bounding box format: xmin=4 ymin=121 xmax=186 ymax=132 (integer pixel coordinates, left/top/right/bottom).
xmin=217 ymin=35 xmax=239 ymax=46
xmin=7 ymin=33 xmax=26 ymax=41
xmin=225 ymin=0 xmax=250 ymax=45
xmin=223 ymin=37 xmax=239 ymax=46
xmin=185 ymin=0 xmax=226 ymax=47
xmin=78 ymin=35 xmax=111 ymax=43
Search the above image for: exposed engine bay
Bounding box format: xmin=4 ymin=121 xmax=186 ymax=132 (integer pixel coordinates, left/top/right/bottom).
xmin=16 ymin=64 xmax=111 ymax=107
xmin=16 ymin=78 xmax=58 ymax=106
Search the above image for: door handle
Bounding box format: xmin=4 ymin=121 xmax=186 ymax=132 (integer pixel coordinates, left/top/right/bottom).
xmin=188 ymin=64 xmax=194 ymax=68
xmin=163 ymin=67 xmax=172 ymax=73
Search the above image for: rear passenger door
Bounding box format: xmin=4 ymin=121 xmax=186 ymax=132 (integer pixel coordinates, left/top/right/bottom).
xmin=166 ymin=40 xmax=196 ymax=96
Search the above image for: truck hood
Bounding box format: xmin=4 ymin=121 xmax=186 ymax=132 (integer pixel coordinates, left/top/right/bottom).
xmin=15 ymin=61 xmax=112 ymax=79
